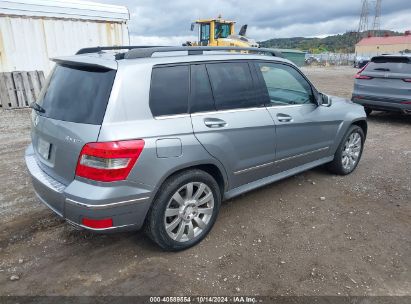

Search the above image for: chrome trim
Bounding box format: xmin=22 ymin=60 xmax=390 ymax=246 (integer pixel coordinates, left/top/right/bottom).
xmin=65 ymin=196 xmax=150 ymax=210
xmin=233 ymin=146 xmax=329 ymax=175
xmin=66 ymin=219 xmax=138 ymax=231
xmin=154 ymin=114 xmax=190 ymax=120
xmin=274 ymin=147 xmax=329 ymax=164
xmin=225 ymin=156 xmax=334 ymax=200
xmin=265 ymin=103 xmax=316 ymax=109
xmin=191 ymin=107 xmax=267 ymax=117
xmin=234 ymin=161 xmax=274 ymax=175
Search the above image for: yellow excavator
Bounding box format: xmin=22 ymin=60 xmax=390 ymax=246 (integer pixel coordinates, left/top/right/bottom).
xmin=185 ymin=15 xmax=258 ymax=47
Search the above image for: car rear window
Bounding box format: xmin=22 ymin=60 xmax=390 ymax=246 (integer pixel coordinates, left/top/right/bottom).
xmin=150 ymin=65 xmax=189 ymax=116
xmin=365 ymin=57 xmax=411 ymax=74
xmin=37 ymin=64 xmax=116 ymax=125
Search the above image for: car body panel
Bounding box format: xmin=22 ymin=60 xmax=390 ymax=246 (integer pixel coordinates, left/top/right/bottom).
xmin=191 ymin=107 xmax=276 ymax=189
xmin=30 ymin=112 xmax=101 ymax=185
xmin=265 ymin=103 xmax=343 ymax=172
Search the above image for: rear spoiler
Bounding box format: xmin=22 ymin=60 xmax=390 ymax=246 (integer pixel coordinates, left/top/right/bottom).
xmin=371 ymin=55 xmax=410 ymax=63
xmin=51 ymin=56 xmax=117 ymax=70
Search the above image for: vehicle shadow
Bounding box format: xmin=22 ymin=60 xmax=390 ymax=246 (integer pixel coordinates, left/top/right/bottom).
xmin=367 ymin=111 xmax=411 ymax=125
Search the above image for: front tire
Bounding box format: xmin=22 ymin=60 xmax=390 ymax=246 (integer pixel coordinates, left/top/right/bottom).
xmin=145 ymin=169 xmax=221 ymax=251
xmin=327 ymin=125 xmax=365 ymax=175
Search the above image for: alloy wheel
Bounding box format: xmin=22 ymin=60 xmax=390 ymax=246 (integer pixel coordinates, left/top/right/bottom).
xmin=164 ymin=182 xmax=214 ymax=242
xmin=341 ymin=131 xmax=362 ymax=171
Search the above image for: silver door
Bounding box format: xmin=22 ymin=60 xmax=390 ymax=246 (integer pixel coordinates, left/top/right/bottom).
xmin=191 ymin=108 xmax=276 ymax=188
xmin=254 ymin=61 xmax=341 ymax=172
xmin=190 ymin=62 xmax=276 ymax=189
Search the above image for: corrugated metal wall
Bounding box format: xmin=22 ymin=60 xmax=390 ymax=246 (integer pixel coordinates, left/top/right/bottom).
xmin=0 ymin=16 xmax=129 ymax=74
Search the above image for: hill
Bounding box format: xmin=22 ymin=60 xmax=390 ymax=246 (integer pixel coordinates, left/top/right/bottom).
xmin=259 ymin=30 xmax=403 ymax=53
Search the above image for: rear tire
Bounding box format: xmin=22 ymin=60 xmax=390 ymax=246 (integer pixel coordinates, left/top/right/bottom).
xmin=327 ymin=125 xmax=365 ymax=175
xmin=145 ymin=169 xmax=221 ymax=251
xmin=365 ymin=107 xmax=372 ymax=116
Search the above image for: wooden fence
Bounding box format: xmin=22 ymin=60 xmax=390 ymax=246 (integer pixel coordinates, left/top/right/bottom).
xmin=0 ymin=71 xmax=45 ymax=109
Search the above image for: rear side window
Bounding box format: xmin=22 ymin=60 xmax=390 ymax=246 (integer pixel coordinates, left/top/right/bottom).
xmin=190 ymin=64 xmax=215 ymax=113
xmin=206 ymin=62 xmax=260 ymax=110
xmin=365 ymin=57 xmax=411 ymax=74
xmin=38 ymin=64 xmax=116 ymax=125
xmin=150 ymin=65 xmax=189 ymax=116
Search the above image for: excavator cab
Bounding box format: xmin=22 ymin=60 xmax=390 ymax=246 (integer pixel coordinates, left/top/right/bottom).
xmin=191 ymin=16 xmax=235 ymax=46
xmin=188 ymin=16 xmax=258 ymax=48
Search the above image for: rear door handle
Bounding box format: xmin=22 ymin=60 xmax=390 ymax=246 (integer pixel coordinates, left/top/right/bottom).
xmin=276 ymin=113 xmax=293 ymax=122
xmin=204 ymin=118 xmax=227 ymax=128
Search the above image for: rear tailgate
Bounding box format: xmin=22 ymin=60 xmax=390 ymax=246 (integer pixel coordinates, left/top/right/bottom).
xmin=32 ymin=59 xmax=117 ymax=185
xmin=354 ymin=56 xmax=411 ymax=102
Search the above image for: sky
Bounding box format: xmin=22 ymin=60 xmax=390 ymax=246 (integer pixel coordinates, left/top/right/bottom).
xmin=98 ymin=0 xmax=411 ymax=45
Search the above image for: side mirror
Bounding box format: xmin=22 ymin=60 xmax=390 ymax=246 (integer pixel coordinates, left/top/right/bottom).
xmin=190 ymin=23 xmax=195 ymax=31
xmin=319 ymin=93 xmax=332 ymax=107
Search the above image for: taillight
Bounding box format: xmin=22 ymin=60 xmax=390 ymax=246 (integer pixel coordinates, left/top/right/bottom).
xmin=354 ymin=63 xmax=372 ymax=79
xmin=75 ymin=140 xmax=145 ymax=182
xmin=355 ymin=74 xmax=373 ymax=80
xmin=401 ymin=101 xmax=411 ymax=104
xmin=403 ymin=79 xmax=411 ymax=83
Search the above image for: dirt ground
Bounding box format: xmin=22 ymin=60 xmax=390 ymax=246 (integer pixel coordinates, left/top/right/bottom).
xmin=0 ymin=66 xmax=410 ymax=296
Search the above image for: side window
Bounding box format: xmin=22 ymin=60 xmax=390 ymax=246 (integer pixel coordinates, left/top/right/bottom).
xmin=190 ymin=64 xmax=215 ymax=113
xmin=206 ymin=62 xmax=260 ymax=110
xmin=257 ymin=62 xmax=314 ymax=106
xmin=215 ymin=23 xmax=230 ymax=39
xmin=150 ymin=65 xmax=189 ymax=116
xmin=200 ymin=24 xmax=210 ymax=44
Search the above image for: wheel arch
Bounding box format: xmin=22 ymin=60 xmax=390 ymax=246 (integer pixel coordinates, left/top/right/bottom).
xmin=352 ymin=119 xmax=368 ymax=138
xmin=153 ymin=161 xmax=228 ymax=201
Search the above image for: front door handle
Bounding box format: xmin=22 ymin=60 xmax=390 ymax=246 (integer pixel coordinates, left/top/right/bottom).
xmin=277 ymin=113 xmax=293 ymax=122
xmin=204 ymin=118 xmax=227 ymax=128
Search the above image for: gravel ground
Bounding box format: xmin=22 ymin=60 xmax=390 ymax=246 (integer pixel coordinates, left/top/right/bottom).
xmin=0 ymin=66 xmax=410 ymax=296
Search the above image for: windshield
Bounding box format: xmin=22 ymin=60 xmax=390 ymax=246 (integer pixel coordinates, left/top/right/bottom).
xmin=37 ymin=64 xmax=116 ymax=125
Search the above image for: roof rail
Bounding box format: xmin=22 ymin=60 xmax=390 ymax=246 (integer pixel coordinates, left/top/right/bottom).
xmin=76 ymin=45 xmax=167 ymax=55
xmin=123 ymin=46 xmax=283 ymax=59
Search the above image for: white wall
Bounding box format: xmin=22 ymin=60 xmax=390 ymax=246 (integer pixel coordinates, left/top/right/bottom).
xmin=0 ymin=16 xmax=129 ymax=74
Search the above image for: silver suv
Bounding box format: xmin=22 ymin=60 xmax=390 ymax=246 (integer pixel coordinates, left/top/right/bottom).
xmin=352 ymin=54 xmax=411 ymax=115
xmin=25 ymin=46 xmax=367 ymax=250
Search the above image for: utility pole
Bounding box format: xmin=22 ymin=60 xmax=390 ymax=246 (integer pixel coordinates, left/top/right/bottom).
xmin=372 ymin=0 xmax=382 ymax=37
xmin=357 ymin=0 xmax=369 ymax=41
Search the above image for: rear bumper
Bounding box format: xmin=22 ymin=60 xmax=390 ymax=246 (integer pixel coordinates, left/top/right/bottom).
xmin=25 ymin=145 xmax=153 ymax=232
xmin=352 ymin=96 xmax=411 ymax=112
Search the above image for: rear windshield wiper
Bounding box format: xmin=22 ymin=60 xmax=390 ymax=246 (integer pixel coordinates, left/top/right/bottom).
xmin=29 ymin=102 xmax=46 ymax=113
xmin=373 ymin=68 xmax=390 ymax=71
